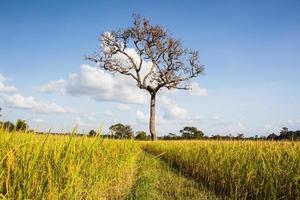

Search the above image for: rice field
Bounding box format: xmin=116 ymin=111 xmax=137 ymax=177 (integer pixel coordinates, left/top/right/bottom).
xmin=0 ymin=130 xmax=140 ymax=199
xmin=1 ymin=128 xmax=300 ymax=199
xmin=143 ymin=140 xmax=300 ymax=199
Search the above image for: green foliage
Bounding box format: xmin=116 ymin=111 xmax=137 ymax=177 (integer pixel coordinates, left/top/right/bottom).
xmin=280 ymin=127 xmax=289 ymax=135
xmin=135 ymin=131 xmax=150 ymax=140
xmin=267 ymin=127 xmax=300 ymax=140
xmin=15 ymin=119 xmax=28 ymax=131
xmin=236 ymin=133 xmax=244 ymax=140
xmin=180 ymin=126 xmax=204 ymax=139
xmin=109 ymin=123 xmax=134 ymax=139
xmin=0 ymin=119 xmax=29 ymax=133
xmin=2 ymin=121 xmax=15 ymax=132
xmin=127 ymin=153 xmax=218 ymax=200
xmin=88 ymin=129 xmax=97 ymax=137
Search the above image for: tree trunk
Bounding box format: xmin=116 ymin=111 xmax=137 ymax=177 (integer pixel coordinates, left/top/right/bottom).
xmin=149 ymin=93 xmax=157 ymax=141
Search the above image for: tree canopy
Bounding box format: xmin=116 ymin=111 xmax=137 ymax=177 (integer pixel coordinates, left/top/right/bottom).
xmin=135 ymin=131 xmax=150 ymax=140
xmin=15 ymin=119 xmax=28 ymax=131
xmin=180 ymin=126 xmax=204 ymax=139
xmin=109 ymin=123 xmax=134 ymax=139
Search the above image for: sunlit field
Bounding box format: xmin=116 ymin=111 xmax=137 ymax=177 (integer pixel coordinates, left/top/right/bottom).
xmin=144 ymin=140 xmax=300 ymax=199
xmin=0 ymin=129 xmax=140 ymax=199
xmin=1 ymin=0 xmax=300 ymax=199
xmin=1 ymin=128 xmax=299 ymax=199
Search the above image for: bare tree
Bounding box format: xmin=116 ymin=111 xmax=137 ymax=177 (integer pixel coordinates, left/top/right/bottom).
xmin=88 ymin=14 xmax=204 ymax=140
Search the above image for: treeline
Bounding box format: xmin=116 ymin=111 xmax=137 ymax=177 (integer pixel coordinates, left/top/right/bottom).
xmin=162 ymin=127 xmax=300 ymax=141
xmin=89 ymin=123 xmax=151 ymax=140
xmin=1 ymin=119 xmax=300 ymax=141
xmin=0 ymin=119 xmax=31 ymax=132
xmin=265 ymin=127 xmax=300 ymax=141
xmin=91 ymin=124 xmax=300 ymax=141
xmin=87 ymin=124 xmax=206 ymax=140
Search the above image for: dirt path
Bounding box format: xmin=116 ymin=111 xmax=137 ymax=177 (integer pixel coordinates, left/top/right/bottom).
xmin=127 ymin=152 xmax=218 ymax=200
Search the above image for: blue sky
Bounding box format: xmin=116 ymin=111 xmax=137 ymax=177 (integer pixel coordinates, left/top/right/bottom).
xmin=0 ymin=0 xmax=300 ymax=136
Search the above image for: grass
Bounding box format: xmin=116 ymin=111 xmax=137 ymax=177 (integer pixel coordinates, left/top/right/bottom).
xmin=0 ymin=129 xmax=140 ymax=199
xmin=143 ymin=140 xmax=300 ymax=200
xmin=127 ymin=152 xmax=218 ymax=200
xmin=1 ymin=128 xmax=299 ymax=199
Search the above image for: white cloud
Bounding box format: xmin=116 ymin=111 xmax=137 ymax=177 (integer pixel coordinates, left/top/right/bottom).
xmin=117 ymin=103 xmax=130 ymax=111
xmin=35 ymin=79 xmax=67 ymax=94
xmin=38 ymin=47 xmax=207 ymax=105
xmin=135 ymin=96 xmax=197 ymax=126
xmin=160 ymin=96 xmax=188 ymax=120
xmin=190 ymin=82 xmax=207 ymax=96
xmin=38 ymin=65 xmax=148 ymax=104
xmin=0 ymin=74 xmax=75 ymax=115
xmin=1 ymin=93 xmax=74 ymax=114
xmin=0 ymin=74 xmax=17 ymax=93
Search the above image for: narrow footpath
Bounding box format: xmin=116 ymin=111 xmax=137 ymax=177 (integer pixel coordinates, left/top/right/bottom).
xmin=127 ymin=152 xmax=219 ymax=200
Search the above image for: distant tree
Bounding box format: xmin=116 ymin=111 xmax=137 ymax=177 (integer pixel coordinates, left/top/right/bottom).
xmin=162 ymin=132 xmax=180 ymax=140
xmin=236 ymin=133 xmax=244 ymax=140
xmin=109 ymin=123 xmax=134 ymax=139
xmin=27 ymin=129 xmax=35 ymax=134
xmin=168 ymin=133 xmax=177 ymax=138
xmin=280 ymin=127 xmax=289 ymax=136
xmin=267 ymin=133 xmax=278 ymax=140
xmin=290 ymin=130 xmax=300 ymax=141
xmin=15 ymin=119 xmax=28 ymax=131
xmin=0 ymin=107 xmax=2 ymax=117
xmin=89 ymin=129 xmax=97 ymax=137
xmin=180 ymin=126 xmax=204 ymax=139
xmin=135 ymin=131 xmax=149 ymax=140
xmin=276 ymin=127 xmax=300 ymax=141
xmin=3 ymin=121 xmax=15 ymax=132
xmin=88 ymin=14 xmax=204 ymax=140
xmin=210 ymin=135 xmax=222 ymax=140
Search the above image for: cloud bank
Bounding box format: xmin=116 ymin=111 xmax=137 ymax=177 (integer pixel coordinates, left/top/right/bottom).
xmin=0 ymin=74 xmax=74 ymax=114
xmin=37 ymin=65 xmax=148 ymax=104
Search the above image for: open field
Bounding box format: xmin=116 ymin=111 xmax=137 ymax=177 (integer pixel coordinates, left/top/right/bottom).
xmin=0 ymin=130 xmax=139 ymax=199
xmin=1 ymin=129 xmax=300 ymax=199
xmin=144 ymin=141 xmax=300 ymax=199
xmin=1 ymin=1 xmax=300 ymax=199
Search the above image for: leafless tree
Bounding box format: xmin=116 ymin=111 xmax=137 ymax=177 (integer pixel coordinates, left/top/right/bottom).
xmin=88 ymin=14 xmax=204 ymax=140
